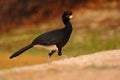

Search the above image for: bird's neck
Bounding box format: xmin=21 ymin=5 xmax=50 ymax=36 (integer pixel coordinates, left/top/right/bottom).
xmin=63 ymin=19 xmax=72 ymax=36
xmin=63 ymin=19 xmax=72 ymax=31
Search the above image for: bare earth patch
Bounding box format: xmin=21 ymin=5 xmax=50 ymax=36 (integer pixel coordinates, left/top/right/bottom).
xmin=0 ymin=50 xmax=120 ymax=80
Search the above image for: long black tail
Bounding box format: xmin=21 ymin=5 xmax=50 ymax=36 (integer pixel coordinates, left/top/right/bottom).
xmin=9 ymin=44 xmax=33 ymax=59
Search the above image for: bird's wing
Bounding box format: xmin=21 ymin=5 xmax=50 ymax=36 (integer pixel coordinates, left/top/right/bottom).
xmin=32 ymin=29 xmax=65 ymax=45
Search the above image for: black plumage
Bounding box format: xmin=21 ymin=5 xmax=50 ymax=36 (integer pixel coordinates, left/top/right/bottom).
xmin=9 ymin=11 xmax=73 ymax=60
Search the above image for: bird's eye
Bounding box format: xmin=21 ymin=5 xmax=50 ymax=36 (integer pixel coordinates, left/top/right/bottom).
xmin=66 ymin=15 xmax=70 ymax=18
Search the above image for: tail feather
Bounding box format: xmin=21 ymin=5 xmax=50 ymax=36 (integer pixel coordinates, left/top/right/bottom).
xmin=9 ymin=44 xmax=33 ymax=59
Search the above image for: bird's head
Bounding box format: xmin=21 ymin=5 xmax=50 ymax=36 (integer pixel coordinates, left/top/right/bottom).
xmin=62 ymin=10 xmax=73 ymax=20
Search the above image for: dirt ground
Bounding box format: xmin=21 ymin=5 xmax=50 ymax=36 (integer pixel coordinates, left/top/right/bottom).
xmin=0 ymin=49 xmax=120 ymax=80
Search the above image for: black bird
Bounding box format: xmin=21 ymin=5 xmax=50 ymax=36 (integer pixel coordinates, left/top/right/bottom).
xmin=9 ymin=11 xmax=73 ymax=61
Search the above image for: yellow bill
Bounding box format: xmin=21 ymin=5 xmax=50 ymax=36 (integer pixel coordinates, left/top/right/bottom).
xmin=69 ymin=15 xmax=73 ymax=19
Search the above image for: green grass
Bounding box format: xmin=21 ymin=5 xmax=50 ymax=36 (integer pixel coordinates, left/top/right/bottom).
xmin=0 ymin=26 xmax=120 ymax=69
xmin=64 ymin=28 xmax=120 ymax=56
xmin=0 ymin=27 xmax=120 ymax=55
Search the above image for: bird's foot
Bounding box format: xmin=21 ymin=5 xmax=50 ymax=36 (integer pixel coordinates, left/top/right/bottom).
xmin=47 ymin=55 xmax=51 ymax=63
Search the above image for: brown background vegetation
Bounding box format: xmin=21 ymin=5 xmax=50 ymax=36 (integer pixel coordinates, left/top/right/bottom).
xmin=0 ymin=0 xmax=120 ymax=33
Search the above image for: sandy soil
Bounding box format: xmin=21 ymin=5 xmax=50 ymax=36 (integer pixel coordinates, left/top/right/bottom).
xmin=0 ymin=49 xmax=120 ymax=80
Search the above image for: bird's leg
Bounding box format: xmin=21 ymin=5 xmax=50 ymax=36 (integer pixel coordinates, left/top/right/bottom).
xmin=57 ymin=46 xmax=68 ymax=58
xmin=58 ymin=47 xmax=68 ymax=58
xmin=48 ymin=50 xmax=56 ymax=63
xmin=58 ymin=47 xmax=62 ymax=56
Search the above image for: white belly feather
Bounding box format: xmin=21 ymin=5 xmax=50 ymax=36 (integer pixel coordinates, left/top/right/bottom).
xmin=34 ymin=45 xmax=58 ymax=51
